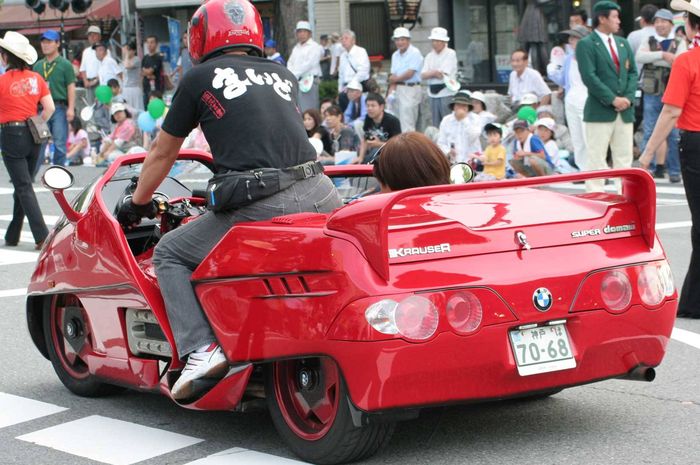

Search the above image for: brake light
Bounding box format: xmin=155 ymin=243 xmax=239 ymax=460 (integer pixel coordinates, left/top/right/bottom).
xmin=637 ymin=265 xmax=664 ymax=307
xmin=601 ymin=270 xmax=632 ymax=312
xmin=446 ymin=291 xmax=483 ymax=335
xmin=394 ymin=296 xmax=439 ymax=340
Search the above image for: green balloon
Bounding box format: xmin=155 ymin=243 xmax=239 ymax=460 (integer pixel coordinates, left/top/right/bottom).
xmin=95 ymin=85 xmax=113 ymax=104
xmin=517 ymin=105 xmax=537 ymax=124
xmin=147 ymin=98 xmax=166 ymax=119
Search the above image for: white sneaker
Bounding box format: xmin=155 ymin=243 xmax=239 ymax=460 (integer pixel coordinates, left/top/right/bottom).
xmin=171 ymin=344 xmax=228 ymax=400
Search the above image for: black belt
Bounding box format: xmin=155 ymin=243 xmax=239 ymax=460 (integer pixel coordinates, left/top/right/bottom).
xmin=396 ymin=82 xmax=419 ymax=86
xmin=283 ymin=161 xmax=324 ymax=180
xmin=54 ymin=100 xmax=68 ymax=105
xmin=680 ymin=130 xmax=700 ymax=136
xmin=0 ymin=121 xmax=27 ymax=128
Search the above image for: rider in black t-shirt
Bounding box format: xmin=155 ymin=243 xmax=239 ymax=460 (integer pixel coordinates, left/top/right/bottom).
xmin=117 ymin=0 xmax=341 ymax=400
xmin=359 ymin=93 xmax=402 ymax=163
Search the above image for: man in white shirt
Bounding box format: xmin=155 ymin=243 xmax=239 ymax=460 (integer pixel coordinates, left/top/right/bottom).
xmin=507 ymin=49 xmax=552 ymax=107
xmin=80 ymin=25 xmax=105 ymax=103
xmin=388 ymin=27 xmax=423 ymax=132
xmin=338 ymin=30 xmax=370 ymax=111
xmin=437 ymin=93 xmax=482 ymax=163
xmin=421 ymin=27 xmax=458 ymax=127
xmin=329 ymin=32 xmax=343 ymax=76
xmin=627 ymin=4 xmax=658 ymax=55
xmin=94 ymin=42 xmax=122 ymax=86
xmin=287 ymin=20 xmax=324 ymax=112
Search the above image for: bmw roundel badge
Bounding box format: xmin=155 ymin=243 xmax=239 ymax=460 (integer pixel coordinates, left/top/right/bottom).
xmin=533 ymin=288 xmax=553 ymax=312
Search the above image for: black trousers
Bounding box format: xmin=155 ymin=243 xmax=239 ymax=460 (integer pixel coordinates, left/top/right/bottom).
xmin=678 ymin=131 xmax=700 ymax=316
xmin=0 ymin=126 xmax=49 ymax=245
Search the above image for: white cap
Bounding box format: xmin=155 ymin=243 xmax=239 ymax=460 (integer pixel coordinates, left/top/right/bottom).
xmin=111 ymin=103 xmax=127 ymax=115
xmin=87 ymin=25 xmax=101 ymax=35
xmin=295 ymin=21 xmax=312 ymax=32
xmin=535 ymin=117 xmax=556 ymax=132
xmin=392 ymin=27 xmax=411 ymax=39
xmin=519 ymin=93 xmax=539 ymax=106
xmin=346 ymin=80 xmax=363 ymax=91
xmin=428 ymin=27 xmax=450 ymax=42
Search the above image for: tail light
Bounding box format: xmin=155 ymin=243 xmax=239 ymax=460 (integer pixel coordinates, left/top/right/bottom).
xmin=446 ymin=291 xmax=483 ymax=335
xmin=601 ymin=270 xmax=632 ymax=312
xmin=572 ymin=261 xmax=676 ymax=314
xmin=365 ymin=296 xmax=438 ymax=341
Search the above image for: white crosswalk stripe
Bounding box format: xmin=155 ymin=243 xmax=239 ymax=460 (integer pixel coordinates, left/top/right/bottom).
xmin=0 ymin=187 xmax=80 ymax=196
xmin=185 ymin=447 xmax=308 ymax=464
xmin=0 ymin=215 xmax=60 ymax=224
xmin=0 ymin=288 xmax=26 ymax=298
xmin=671 ymin=327 xmax=700 ymax=350
xmin=0 ymin=393 xmax=67 ymax=428
xmin=17 ymin=415 xmax=204 ymax=465
xmin=0 ymin=249 xmax=38 ymax=265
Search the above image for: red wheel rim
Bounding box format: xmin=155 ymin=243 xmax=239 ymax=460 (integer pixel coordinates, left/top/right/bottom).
xmin=273 ymin=357 xmax=341 ymax=441
xmin=50 ymin=296 xmax=92 ymax=380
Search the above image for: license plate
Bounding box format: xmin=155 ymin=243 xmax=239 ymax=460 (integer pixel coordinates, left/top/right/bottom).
xmin=509 ymin=323 xmax=576 ymax=376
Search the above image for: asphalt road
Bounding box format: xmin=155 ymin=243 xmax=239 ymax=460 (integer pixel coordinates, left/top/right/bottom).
xmin=0 ymin=164 xmax=698 ymax=465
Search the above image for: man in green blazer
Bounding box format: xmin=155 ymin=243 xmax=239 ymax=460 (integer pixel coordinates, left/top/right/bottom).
xmin=576 ymin=1 xmax=638 ymax=192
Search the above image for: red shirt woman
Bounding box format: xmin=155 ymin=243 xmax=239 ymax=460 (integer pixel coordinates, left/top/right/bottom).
xmin=0 ymin=31 xmax=55 ymax=248
xmin=640 ymin=3 xmax=700 ymax=319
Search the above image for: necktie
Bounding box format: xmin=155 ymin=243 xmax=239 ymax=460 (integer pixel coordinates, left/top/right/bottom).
xmin=608 ymin=37 xmax=620 ymax=73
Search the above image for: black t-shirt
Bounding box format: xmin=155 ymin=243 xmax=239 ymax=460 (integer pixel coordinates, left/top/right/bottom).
xmin=162 ymin=54 xmax=315 ymax=172
xmin=142 ymin=53 xmax=164 ymax=92
xmin=362 ymin=112 xmax=402 ymax=143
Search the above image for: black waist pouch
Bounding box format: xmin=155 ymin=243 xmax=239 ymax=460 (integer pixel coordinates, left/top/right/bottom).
xmin=429 ymin=83 xmax=446 ymax=94
xmin=207 ymin=169 xmax=283 ymax=212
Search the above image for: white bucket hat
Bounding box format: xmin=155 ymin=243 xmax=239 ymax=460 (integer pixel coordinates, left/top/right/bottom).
xmin=470 ymin=91 xmax=486 ymax=105
xmin=428 ymin=27 xmax=450 ymax=42
xmin=0 ymin=31 xmax=38 ymax=65
xmin=295 ymin=21 xmax=312 ymax=32
xmin=519 ymin=93 xmax=539 ymax=106
xmin=670 ymin=0 xmax=700 ymax=18
xmin=392 ymin=27 xmax=411 ymax=39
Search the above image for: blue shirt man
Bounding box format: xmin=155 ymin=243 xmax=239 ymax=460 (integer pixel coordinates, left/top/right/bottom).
xmin=264 ymin=39 xmax=286 ymax=66
xmin=389 ymin=27 xmax=423 ymax=131
xmin=343 ymin=80 xmax=367 ymax=128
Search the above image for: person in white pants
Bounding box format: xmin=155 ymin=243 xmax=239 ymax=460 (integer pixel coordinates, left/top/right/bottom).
xmin=388 ymin=27 xmax=423 ymax=132
xmin=548 ymin=25 xmax=590 ymax=171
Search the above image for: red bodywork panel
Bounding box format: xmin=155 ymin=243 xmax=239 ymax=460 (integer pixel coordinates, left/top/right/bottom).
xmin=28 ymin=154 xmax=677 ymax=412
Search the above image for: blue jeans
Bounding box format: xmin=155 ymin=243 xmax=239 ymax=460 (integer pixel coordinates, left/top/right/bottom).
xmin=152 ymin=174 xmax=342 ymax=358
xmin=641 ymin=93 xmax=680 ymax=176
xmin=35 ymin=105 xmax=68 ymax=175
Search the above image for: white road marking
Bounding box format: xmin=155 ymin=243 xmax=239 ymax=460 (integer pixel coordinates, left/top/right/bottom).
xmin=553 ymin=183 xmax=687 ymax=196
xmin=17 ymin=415 xmax=203 ymax=465
xmin=0 ymin=393 xmax=67 ymax=428
xmin=0 ymin=215 xmax=59 ymax=225
xmin=185 ymin=447 xmax=308 ymax=465
xmin=0 ymin=187 xmax=80 ymax=195
xmin=671 ymin=327 xmax=700 ymax=351
xmin=0 ymin=288 xmax=26 ymax=298
xmin=657 ymin=221 xmax=693 ymax=230
xmin=0 ymin=249 xmax=38 ymax=265
xmin=0 ymin=229 xmax=38 ymax=245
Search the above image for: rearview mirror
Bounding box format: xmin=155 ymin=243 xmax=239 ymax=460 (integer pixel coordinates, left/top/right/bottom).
xmin=450 ymin=163 xmax=474 ymax=184
xmin=42 ymin=166 xmax=74 ymax=191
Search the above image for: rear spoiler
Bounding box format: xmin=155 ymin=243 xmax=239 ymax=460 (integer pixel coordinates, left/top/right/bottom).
xmin=325 ymin=168 xmax=656 ymax=281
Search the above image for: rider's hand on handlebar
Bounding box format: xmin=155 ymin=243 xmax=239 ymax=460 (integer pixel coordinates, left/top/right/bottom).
xmin=117 ymin=199 xmax=157 ymax=229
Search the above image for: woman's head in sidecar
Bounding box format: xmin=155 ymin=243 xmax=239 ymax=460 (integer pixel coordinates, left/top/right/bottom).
xmin=372 ymin=132 xmax=451 ymax=192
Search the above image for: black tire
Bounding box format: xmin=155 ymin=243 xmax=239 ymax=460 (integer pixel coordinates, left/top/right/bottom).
xmin=265 ymin=358 xmax=395 ymax=465
xmin=43 ymin=295 xmax=124 ymax=397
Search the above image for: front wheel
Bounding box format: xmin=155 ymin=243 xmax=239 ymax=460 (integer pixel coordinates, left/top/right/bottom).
xmin=43 ymin=295 xmax=123 ymax=397
xmin=265 ymin=357 xmax=395 ymax=464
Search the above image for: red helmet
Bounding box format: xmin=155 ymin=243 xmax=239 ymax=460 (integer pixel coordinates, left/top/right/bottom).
xmin=189 ymin=0 xmax=264 ymax=63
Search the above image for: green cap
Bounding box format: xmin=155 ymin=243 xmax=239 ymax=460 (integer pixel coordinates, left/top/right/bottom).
xmin=593 ymin=1 xmax=621 ymax=13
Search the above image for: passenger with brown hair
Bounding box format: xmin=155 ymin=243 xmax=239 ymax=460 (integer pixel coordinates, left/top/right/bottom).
xmin=372 ymin=132 xmax=451 ymax=192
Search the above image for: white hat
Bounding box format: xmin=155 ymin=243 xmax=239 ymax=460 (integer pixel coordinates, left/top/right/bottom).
xmin=87 ymin=25 xmax=101 ymax=35
xmin=670 ymin=0 xmax=700 ymax=18
xmin=470 ymin=91 xmax=486 ymax=105
xmin=111 ymin=102 xmax=127 ymax=115
xmin=345 ymin=80 xmax=363 ymax=91
xmin=428 ymin=27 xmax=450 ymax=42
xmin=519 ymin=93 xmax=539 ymax=106
xmin=0 ymin=31 xmax=38 ymax=65
xmin=392 ymin=27 xmax=411 ymax=39
xmin=535 ymin=117 xmax=556 ymax=132
xmin=295 ymin=21 xmax=312 ymax=32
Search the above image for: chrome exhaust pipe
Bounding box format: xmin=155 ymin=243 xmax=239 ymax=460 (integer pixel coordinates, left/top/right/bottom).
xmin=620 ymin=365 xmax=656 ymax=382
